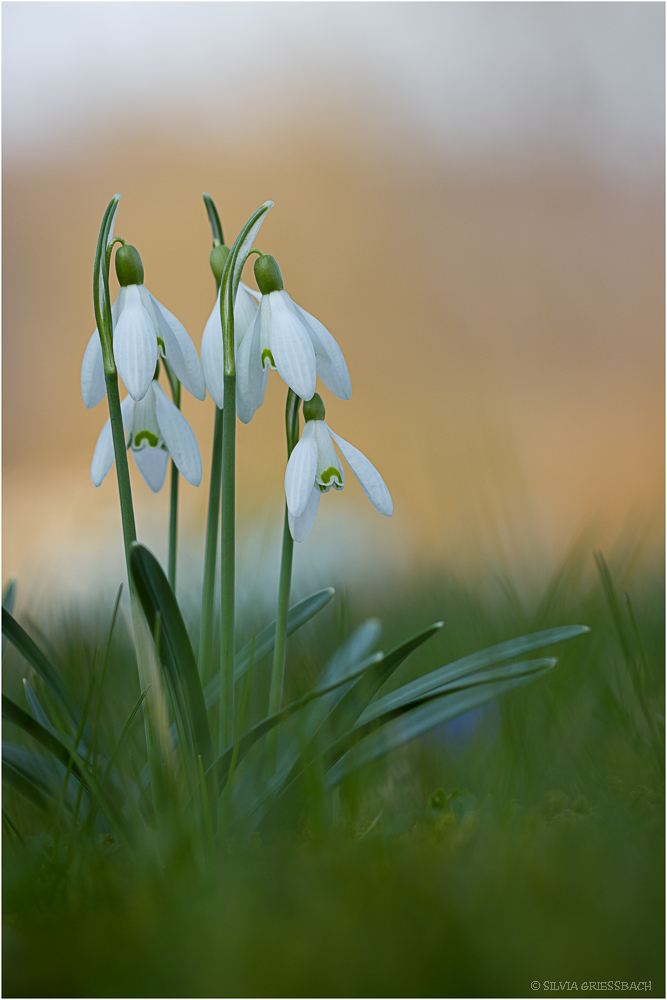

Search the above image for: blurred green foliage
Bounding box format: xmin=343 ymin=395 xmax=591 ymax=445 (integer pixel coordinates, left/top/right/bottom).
xmin=3 ymin=536 xmax=663 ymax=998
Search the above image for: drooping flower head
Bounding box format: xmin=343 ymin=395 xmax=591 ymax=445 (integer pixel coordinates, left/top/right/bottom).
xmin=91 ymin=378 xmax=202 ymax=493
xmin=284 ymin=393 xmax=392 ymax=542
xmin=236 ymin=255 xmax=351 ymax=424
xmin=200 ymin=243 xmax=261 ymax=409
xmin=81 ymin=244 xmax=206 ymax=408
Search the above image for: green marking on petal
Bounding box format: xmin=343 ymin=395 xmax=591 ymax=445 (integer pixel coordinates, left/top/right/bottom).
xmin=261 ymin=348 xmax=275 ymax=369
xmin=157 ymin=336 xmax=165 ymax=355
xmin=320 ymin=467 xmax=342 ymax=486
xmin=133 ymin=430 xmax=159 ymax=448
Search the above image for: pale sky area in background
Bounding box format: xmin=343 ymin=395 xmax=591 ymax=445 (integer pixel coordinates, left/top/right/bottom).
xmin=3 ymin=2 xmax=664 ymax=179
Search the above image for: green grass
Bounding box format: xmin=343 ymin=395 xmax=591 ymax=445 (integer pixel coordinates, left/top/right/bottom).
xmin=2 ymin=537 xmax=664 ymax=998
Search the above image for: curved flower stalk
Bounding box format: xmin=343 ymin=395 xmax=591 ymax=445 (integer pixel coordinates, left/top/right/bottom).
xmin=82 ymin=244 xmax=206 ymax=408
xmin=236 ymin=254 xmax=351 ymax=424
xmin=284 ymin=394 xmax=392 ymax=542
xmin=91 ymin=380 xmax=202 ymax=493
xmin=200 ymin=280 xmax=260 ymax=408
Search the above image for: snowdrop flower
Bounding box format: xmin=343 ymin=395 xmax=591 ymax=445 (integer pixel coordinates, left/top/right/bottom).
xmin=284 ymin=394 xmax=392 ymax=542
xmin=200 ymin=244 xmax=260 ymax=408
xmin=91 ymin=380 xmax=202 ymax=493
xmin=81 ymin=244 xmax=206 ymax=408
xmin=236 ymin=254 xmax=351 ymax=424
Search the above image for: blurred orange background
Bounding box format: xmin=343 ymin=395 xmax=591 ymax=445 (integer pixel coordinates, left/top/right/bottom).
xmin=3 ymin=3 xmax=664 ymax=598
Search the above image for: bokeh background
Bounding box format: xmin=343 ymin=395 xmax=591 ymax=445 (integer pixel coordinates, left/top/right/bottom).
xmin=3 ymin=2 xmax=664 ymax=601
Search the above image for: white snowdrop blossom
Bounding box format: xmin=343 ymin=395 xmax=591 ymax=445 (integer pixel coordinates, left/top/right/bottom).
xmin=236 ymin=254 xmax=351 ymax=425
xmin=284 ymin=394 xmax=392 ymax=542
xmin=91 ymin=381 xmax=202 ymax=493
xmin=200 ymin=281 xmax=260 ymax=409
xmin=81 ymin=244 xmax=206 ymax=408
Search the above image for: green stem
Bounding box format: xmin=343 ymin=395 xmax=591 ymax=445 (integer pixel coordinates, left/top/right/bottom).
xmin=104 ymin=371 xmax=137 ymax=565
xmin=168 ymin=461 xmax=179 ymax=590
xmin=219 ymin=374 xmax=236 ymax=752
xmin=199 ymin=407 xmax=223 ymax=678
xmin=268 ymin=390 xmax=301 ymax=720
xmin=166 ymin=374 xmax=181 ymax=590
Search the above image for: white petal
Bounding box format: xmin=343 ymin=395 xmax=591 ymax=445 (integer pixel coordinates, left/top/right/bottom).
xmin=269 ymin=291 xmax=316 ymax=401
xmin=295 ymin=304 xmax=351 ymax=400
xmin=90 ymin=396 xmax=134 ymax=487
xmin=289 ymin=487 xmax=321 ymax=543
xmin=243 ymin=283 xmax=261 ymax=303
xmin=113 ymin=285 xmax=158 ymax=401
xmin=328 ymin=427 xmax=393 ymax=516
xmin=81 ymin=290 xmax=126 ymax=408
xmin=235 ymin=283 xmax=260 ymax=344
xmin=143 ymin=287 xmax=206 ymax=401
xmin=200 ymin=288 xmax=224 ymax=408
xmin=284 ymin=421 xmax=318 ymax=518
xmin=133 ymin=444 xmax=169 ymax=493
xmin=236 ymin=310 xmax=265 ymax=424
xmin=152 ymin=382 xmax=202 ymax=487
xmin=81 ymin=332 xmax=106 ymax=408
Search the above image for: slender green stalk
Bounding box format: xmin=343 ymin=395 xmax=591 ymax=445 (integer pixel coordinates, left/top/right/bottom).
xmin=200 ymin=193 xmax=225 ymax=678
xmin=219 ymin=373 xmax=236 ymax=751
xmin=268 ymin=390 xmax=301 ymax=719
xmin=104 ymin=371 xmax=137 ymax=561
xmin=163 ymin=362 xmax=181 ymax=590
xmin=199 ymin=407 xmax=223 ymax=678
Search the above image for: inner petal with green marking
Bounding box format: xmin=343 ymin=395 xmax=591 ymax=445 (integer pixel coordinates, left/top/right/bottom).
xmin=133 ymin=429 xmax=159 ymax=449
xmin=261 ymin=348 xmax=275 ymax=369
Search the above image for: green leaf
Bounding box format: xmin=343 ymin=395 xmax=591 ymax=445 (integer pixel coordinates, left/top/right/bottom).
xmin=324 ymin=621 xmax=444 ymax=740
xmin=2 ymin=579 xmax=16 ymax=614
xmin=130 ymin=542 xmax=213 ymax=767
xmin=2 ymin=608 xmax=79 ymax=726
xmin=247 ymin=623 xmax=443 ymax=832
xmin=93 ymin=194 xmax=121 ymax=350
xmin=3 ymin=744 xmax=63 ymax=816
xmin=359 ymin=625 xmax=589 ymax=724
xmin=3 ymin=694 xmax=86 ymax=777
xmin=203 ymin=588 xmax=335 ymax=708
xmin=2 ymin=693 xmax=130 ymax=840
xmin=320 ymin=618 xmax=382 ymax=686
xmin=3 ymin=742 xmax=74 ymax=808
xmin=203 ymin=193 xmax=224 ymax=245
xmin=220 ymin=200 xmax=273 ymax=372
xmin=327 ymin=659 xmax=556 ymax=786
xmin=206 ymin=652 xmax=383 ymax=797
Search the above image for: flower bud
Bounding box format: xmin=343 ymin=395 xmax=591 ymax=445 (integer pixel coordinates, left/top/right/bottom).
xmin=303 ymin=393 xmax=326 ymax=422
xmin=254 ymin=254 xmax=284 ymax=294
xmin=115 ymin=244 xmax=144 ymax=286
xmin=210 ymin=244 xmax=231 ymax=284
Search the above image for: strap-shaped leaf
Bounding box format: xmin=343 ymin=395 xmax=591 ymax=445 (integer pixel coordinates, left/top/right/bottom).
xmin=2 ymin=608 xmax=79 ymax=725
xmin=203 ymin=193 xmax=224 ymax=245
xmin=2 ymin=579 xmax=16 ymax=614
xmin=203 ymin=588 xmax=335 ymax=708
xmin=359 ymin=625 xmax=589 ymax=724
xmin=3 ymin=742 xmax=73 ymax=807
xmin=323 ymin=621 xmax=444 ymax=741
xmin=3 ymin=745 xmax=62 ymax=816
xmin=246 ymin=623 xmax=444 ymax=832
xmin=93 ymin=193 xmax=121 ymax=354
xmin=220 ymin=201 xmax=273 ymax=374
xmin=130 ymin=542 xmax=213 ymax=767
xmin=206 ymin=653 xmax=383 ymax=797
xmin=2 ymin=694 xmax=130 ymax=839
xmin=327 ymin=659 xmax=556 ymax=786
